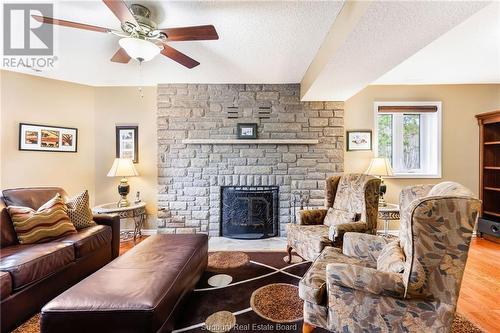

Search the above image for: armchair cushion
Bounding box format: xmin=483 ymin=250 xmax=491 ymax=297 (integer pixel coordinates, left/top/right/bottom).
xmin=299 ymin=247 xmax=374 ymax=305
xmin=286 ymin=224 xmax=330 ymax=261
xmin=326 ymin=263 xmax=405 ymax=298
xmin=296 ymin=209 xmax=327 ymax=225
xmin=326 ymin=284 xmax=450 ymax=333
xmin=323 ymin=208 xmax=357 ymax=227
xmin=342 ymin=232 xmax=391 ymax=263
xmin=377 ymin=240 xmax=405 ymax=273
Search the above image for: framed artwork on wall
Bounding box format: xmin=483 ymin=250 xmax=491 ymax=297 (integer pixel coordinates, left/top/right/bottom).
xmin=346 ymin=130 xmax=372 ymax=151
xmin=116 ymin=125 xmax=138 ymax=163
xmin=237 ymin=123 xmax=258 ymax=139
xmin=19 ymin=123 xmax=78 ymax=152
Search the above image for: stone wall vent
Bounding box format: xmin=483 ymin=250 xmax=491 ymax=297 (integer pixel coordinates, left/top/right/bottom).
xmin=257 ymin=106 xmax=271 ymax=119
xmin=226 ymin=106 xmax=240 ymax=119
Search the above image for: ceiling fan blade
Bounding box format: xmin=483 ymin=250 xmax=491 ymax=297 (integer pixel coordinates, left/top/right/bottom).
xmin=31 ymin=15 xmax=111 ymax=33
xmin=102 ymin=0 xmax=138 ymax=26
xmin=158 ymin=25 xmax=219 ymax=41
xmin=160 ymin=44 xmax=200 ymax=69
xmin=111 ymin=47 xmax=131 ymax=63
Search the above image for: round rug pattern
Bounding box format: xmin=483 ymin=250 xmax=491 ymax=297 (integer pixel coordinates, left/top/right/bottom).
xmin=250 ymin=283 xmax=303 ymax=323
xmin=208 ymin=251 xmax=250 ymax=271
xmin=204 ymin=311 xmax=236 ymax=333
xmin=207 ymin=274 xmax=233 ymax=287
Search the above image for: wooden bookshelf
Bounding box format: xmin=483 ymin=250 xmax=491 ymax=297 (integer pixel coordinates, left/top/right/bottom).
xmin=476 ymin=110 xmax=500 ymax=240
xmin=484 ymin=211 xmax=500 ymax=218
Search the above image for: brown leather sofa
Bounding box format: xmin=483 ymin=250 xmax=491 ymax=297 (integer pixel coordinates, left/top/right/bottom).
xmin=0 ymin=187 xmax=120 ymax=333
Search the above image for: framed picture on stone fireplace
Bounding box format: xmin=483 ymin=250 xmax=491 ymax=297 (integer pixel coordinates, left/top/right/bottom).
xmin=116 ymin=125 xmax=139 ymax=163
xmin=237 ymin=123 xmax=258 ymax=139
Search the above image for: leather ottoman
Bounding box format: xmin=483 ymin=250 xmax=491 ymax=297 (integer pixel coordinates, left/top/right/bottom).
xmin=41 ymin=234 xmax=208 ymax=333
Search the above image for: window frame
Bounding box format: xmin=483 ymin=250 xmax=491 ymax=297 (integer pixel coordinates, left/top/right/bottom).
xmin=373 ymin=101 xmax=442 ymax=179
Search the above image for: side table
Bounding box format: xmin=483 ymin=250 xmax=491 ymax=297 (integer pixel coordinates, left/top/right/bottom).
xmin=378 ymin=203 xmax=400 ymax=236
xmin=93 ymin=202 xmax=146 ymax=243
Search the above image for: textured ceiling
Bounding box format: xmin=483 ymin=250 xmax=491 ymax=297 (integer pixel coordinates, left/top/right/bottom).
xmin=0 ymin=0 xmax=343 ymax=86
xmin=374 ymin=2 xmax=500 ymax=85
xmin=301 ymin=0 xmax=491 ymax=101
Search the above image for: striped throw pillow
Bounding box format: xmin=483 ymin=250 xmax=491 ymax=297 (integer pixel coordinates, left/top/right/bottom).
xmin=66 ymin=190 xmax=95 ymax=230
xmin=7 ymin=193 xmax=77 ymax=244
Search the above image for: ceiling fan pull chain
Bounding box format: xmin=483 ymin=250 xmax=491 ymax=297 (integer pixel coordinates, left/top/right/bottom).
xmin=138 ymin=60 xmax=144 ymax=99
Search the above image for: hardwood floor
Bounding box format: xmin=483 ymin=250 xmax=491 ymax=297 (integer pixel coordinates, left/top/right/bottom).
xmin=119 ymin=236 xmax=500 ymax=332
xmin=119 ymin=236 xmax=147 ymax=256
xmin=457 ymin=237 xmax=500 ymax=333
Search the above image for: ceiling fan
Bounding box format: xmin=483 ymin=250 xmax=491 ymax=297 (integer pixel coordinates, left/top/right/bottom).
xmin=32 ymin=0 xmax=219 ymax=68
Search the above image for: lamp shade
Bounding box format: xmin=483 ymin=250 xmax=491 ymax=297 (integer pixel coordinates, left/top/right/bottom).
xmin=118 ymin=37 xmax=161 ymax=62
xmin=365 ymin=157 xmax=393 ymax=177
xmin=107 ymin=158 xmax=139 ymax=177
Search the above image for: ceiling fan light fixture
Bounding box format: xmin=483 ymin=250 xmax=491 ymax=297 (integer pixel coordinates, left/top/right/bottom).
xmin=118 ymin=37 xmax=161 ymax=62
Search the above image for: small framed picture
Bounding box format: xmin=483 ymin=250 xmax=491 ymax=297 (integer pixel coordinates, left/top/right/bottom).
xmin=116 ymin=126 xmax=138 ymax=163
xmin=19 ymin=123 xmax=78 ymax=152
xmin=237 ymin=123 xmax=258 ymax=139
xmin=346 ymin=130 xmax=372 ymax=151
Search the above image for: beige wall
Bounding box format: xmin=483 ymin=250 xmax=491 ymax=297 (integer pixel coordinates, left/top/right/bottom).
xmin=345 ymin=84 xmax=500 ymax=228
xmin=3 ymin=71 xmax=499 ymax=232
xmin=94 ymin=87 xmax=157 ymax=229
xmin=0 ymin=71 xmax=96 ymax=199
xmin=0 ymin=71 xmax=158 ymax=229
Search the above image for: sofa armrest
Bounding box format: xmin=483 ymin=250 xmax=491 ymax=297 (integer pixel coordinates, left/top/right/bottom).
xmin=342 ymin=232 xmax=391 ymax=263
xmin=326 ymin=263 xmax=405 ymax=298
xmin=328 ymin=222 xmax=367 ymax=242
xmin=93 ymin=214 xmax=120 ymax=259
xmin=297 ymin=209 xmax=328 ymax=225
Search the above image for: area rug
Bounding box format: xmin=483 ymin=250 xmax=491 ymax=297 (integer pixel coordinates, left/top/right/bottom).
xmin=12 ymin=251 xmax=484 ymax=333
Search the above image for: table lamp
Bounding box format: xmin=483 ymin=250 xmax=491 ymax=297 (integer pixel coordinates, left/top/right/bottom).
xmin=365 ymin=157 xmax=393 ymax=207
xmin=107 ymin=158 xmax=139 ymax=207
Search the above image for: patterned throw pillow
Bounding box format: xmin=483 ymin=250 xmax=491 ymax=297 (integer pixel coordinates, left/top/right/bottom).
xmin=323 ymin=208 xmax=357 ymax=227
xmin=7 ymin=194 xmax=77 ymax=244
xmin=377 ymin=240 xmax=406 ymax=273
xmin=66 ymin=190 xmax=95 ymax=230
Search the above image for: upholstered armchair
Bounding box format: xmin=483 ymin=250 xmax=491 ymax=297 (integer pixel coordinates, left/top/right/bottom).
xmin=286 ymin=174 xmax=380 ymax=262
xmin=300 ymin=182 xmax=481 ymax=333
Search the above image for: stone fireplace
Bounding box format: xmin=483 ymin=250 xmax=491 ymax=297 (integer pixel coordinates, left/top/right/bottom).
xmin=157 ymin=84 xmax=344 ymax=236
xmin=221 ymin=186 xmax=279 ymax=239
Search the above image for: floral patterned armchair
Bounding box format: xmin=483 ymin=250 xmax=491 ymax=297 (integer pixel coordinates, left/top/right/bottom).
xmin=286 ymin=174 xmax=380 ymax=262
xmin=299 ymin=182 xmax=481 ymax=333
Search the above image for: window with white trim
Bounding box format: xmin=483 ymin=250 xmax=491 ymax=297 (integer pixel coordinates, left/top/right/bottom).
xmin=374 ymin=102 xmax=442 ymax=178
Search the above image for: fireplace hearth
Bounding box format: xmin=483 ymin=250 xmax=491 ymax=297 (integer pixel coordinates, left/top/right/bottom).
xmin=221 ymin=186 xmax=279 ymax=239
